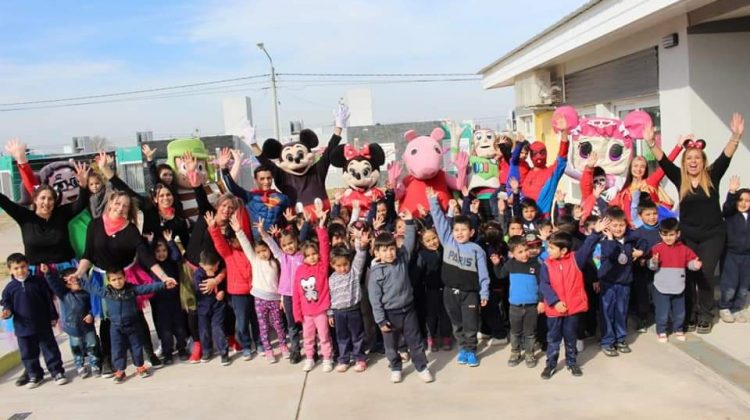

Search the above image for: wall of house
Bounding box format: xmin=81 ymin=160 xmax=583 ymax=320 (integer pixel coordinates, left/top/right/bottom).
xmin=686 ymin=30 xmax=750 ymax=193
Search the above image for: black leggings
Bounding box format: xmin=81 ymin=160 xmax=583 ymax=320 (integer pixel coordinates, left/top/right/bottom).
xmin=683 ymin=232 xmax=725 ymax=325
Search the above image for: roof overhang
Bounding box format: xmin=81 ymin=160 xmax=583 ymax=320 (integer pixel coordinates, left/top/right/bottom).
xmin=479 ymin=0 xmax=720 ymax=89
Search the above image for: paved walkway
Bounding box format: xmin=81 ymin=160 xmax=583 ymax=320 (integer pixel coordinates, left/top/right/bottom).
xmin=0 ymin=219 xmax=749 ymax=419
xmin=1 ymin=330 xmax=749 ymax=419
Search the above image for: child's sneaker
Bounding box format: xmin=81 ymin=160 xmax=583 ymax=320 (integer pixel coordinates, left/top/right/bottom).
xmin=221 ymin=354 xmax=232 ymax=366
xmin=26 ymin=376 xmax=43 ymax=389
xmin=136 ymin=366 xmax=151 ymax=379
xmin=615 ymin=342 xmax=631 ymax=353
xmin=91 ymin=366 xmax=102 ymax=377
xmin=113 ymin=371 xmax=126 ymax=384
xmin=265 ymin=350 xmax=277 ymax=364
xmin=242 ymin=349 xmax=254 ymax=361
xmin=427 ymin=337 xmax=438 ymax=353
xmin=77 ymin=366 xmax=90 ymax=379
xmin=101 ymin=361 xmax=114 ymax=378
xmin=441 ymin=337 xmax=453 ymax=351
xmin=567 ymin=364 xmax=583 ymax=377
xmin=657 ymin=334 xmax=668 ymax=343
xmin=465 ymin=351 xmax=479 ymax=367
xmin=674 ymin=332 xmax=687 ymax=342
xmin=418 ymin=368 xmax=434 ymax=383
xmin=353 ymin=360 xmax=367 ymax=372
xmin=456 ymin=348 xmax=468 ymax=365
xmin=390 ymin=370 xmax=402 ymax=383
xmin=162 ymin=356 xmax=174 ymax=366
xmin=188 ymin=342 xmax=202 ymax=364
xmin=201 ymin=353 xmax=212 ymax=363
xmin=53 ymin=372 xmax=69 ymax=385
xmin=15 ymin=372 xmax=29 ymax=387
xmin=322 ymin=359 xmax=334 ymax=373
xmin=227 ymin=335 xmax=242 ymax=352
xmin=149 ymin=353 xmax=163 ymax=369
xmin=281 ymin=345 xmax=291 ymax=359
xmin=507 ymin=352 xmax=522 ymax=367
xmin=540 ymin=366 xmax=555 ymax=380
xmin=601 ymin=346 xmax=619 ymax=357
xmin=290 ymin=351 xmax=302 ymax=365
xmin=719 ymin=309 xmax=735 ymax=323
xmin=302 ymin=358 xmax=315 ymax=372
xmin=335 ymin=363 xmax=349 ymax=372
xmin=178 ymin=348 xmax=190 ymax=361
xmin=733 ymin=311 xmax=748 ymax=323
xmin=524 ymin=353 xmax=537 ymax=368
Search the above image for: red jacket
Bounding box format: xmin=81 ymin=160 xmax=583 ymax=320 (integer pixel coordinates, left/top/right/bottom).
xmin=539 ymin=233 xmax=600 ymax=317
xmin=209 ymin=226 xmax=252 ymax=295
xmin=292 ymin=227 xmax=330 ymax=322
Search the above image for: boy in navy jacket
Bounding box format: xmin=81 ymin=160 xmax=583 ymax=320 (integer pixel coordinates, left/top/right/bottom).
xmin=82 ymin=268 xmax=174 ymax=383
xmin=630 ymin=195 xmax=662 ymax=332
xmin=494 ymin=235 xmax=543 ymax=368
xmin=46 ymin=267 xmax=101 ymax=378
xmin=193 ymin=250 xmax=230 ymax=366
xmin=1 ymin=253 xmax=67 ymax=388
xmin=597 ymin=207 xmax=646 ymax=357
xmin=427 ymin=187 xmax=490 ymax=368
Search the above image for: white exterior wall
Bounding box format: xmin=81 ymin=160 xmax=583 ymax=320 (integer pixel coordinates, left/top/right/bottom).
xmin=686 ymin=30 xmax=750 ymax=193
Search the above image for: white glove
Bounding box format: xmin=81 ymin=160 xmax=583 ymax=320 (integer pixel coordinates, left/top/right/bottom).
xmin=239 ymin=119 xmax=257 ymax=145
xmin=333 ymin=102 xmax=351 ymax=129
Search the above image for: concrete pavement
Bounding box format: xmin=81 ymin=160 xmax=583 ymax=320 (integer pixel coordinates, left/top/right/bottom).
xmin=1 ymin=330 xmax=749 ymax=420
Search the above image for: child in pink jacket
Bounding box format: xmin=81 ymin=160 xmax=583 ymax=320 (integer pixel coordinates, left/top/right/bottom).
xmin=292 ymin=208 xmax=332 ymax=373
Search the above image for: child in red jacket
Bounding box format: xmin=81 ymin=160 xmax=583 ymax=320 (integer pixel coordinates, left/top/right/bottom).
xmin=293 ymin=206 xmax=332 ymax=373
xmin=648 ymin=218 xmax=701 ymax=343
xmin=206 ymin=211 xmax=256 ymax=360
xmin=538 ymin=218 xmax=608 ymax=380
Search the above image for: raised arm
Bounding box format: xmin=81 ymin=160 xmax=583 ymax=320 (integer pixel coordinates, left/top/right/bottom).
xmin=428 ymin=192 xmax=454 ymax=248
xmin=723 ymin=113 xmax=744 ymax=159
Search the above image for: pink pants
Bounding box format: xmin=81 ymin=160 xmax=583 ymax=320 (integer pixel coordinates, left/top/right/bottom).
xmin=302 ymin=313 xmax=333 ymax=360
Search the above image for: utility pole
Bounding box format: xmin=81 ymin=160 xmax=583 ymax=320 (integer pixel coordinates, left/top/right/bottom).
xmin=257 ymin=42 xmax=280 ymax=139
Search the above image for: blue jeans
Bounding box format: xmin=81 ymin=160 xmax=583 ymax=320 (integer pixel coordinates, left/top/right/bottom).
xmin=719 ymin=252 xmax=750 ymax=313
xmin=69 ymin=330 xmax=101 ymax=369
xmin=282 ymin=295 xmax=301 ymax=353
xmin=230 ymin=294 xmax=254 ymax=350
xmin=653 ymin=290 xmax=685 ymax=335
xmin=198 ymin=301 xmax=228 ymax=356
xmin=111 ymin=322 xmax=143 ymax=372
xmin=333 ymin=306 xmax=366 ymax=364
xmin=546 ymin=315 xmax=578 ymax=368
xmin=600 ymin=282 xmax=630 ymax=347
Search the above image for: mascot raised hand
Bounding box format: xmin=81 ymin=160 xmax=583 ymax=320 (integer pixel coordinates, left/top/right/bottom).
xmin=389 ymin=127 xmax=468 ymax=214
xmin=251 ymin=102 xmax=350 ymax=215
xmin=330 ymin=142 xmax=385 ymax=213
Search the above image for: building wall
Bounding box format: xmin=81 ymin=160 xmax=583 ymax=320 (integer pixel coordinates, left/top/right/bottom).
xmin=686 ymin=30 xmax=750 ymax=193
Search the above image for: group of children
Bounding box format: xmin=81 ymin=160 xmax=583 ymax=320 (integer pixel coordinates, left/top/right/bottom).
xmin=3 ymin=146 xmax=749 ymax=389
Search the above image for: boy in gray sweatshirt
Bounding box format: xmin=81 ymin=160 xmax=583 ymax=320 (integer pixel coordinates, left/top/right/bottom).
xmin=368 ymin=211 xmax=433 ymax=384
xmin=427 ymin=187 xmax=490 ymax=368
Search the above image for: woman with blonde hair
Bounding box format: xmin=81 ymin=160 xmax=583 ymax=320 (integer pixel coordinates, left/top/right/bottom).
xmin=648 ymin=113 xmax=744 ymax=334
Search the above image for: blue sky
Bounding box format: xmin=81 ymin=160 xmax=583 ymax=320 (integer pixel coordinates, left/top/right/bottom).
xmin=0 ymin=0 xmax=585 ymax=150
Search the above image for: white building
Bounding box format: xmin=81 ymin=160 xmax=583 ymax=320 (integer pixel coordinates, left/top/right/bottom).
xmin=479 ymin=0 xmax=750 ymax=199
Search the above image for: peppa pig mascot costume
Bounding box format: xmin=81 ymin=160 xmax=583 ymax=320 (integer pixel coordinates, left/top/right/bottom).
xmin=389 ymin=127 xmax=468 ymax=214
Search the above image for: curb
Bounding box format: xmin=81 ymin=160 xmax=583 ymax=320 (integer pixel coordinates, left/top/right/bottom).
xmin=0 ymin=349 xmax=21 ymax=377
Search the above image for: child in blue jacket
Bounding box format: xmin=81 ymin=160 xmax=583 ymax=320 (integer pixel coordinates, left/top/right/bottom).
xmin=46 ymin=266 xmax=101 ymax=378
xmin=1 ymin=253 xmax=68 ymax=388
xmin=82 ymin=268 xmax=175 ymax=383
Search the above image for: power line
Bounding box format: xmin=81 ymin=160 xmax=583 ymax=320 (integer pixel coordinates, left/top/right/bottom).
xmin=0 ymin=74 xmax=269 ymax=107
xmin=277 ymin=72 xmax=478 ymax=77
xmin=0 ymin=83 xmax=270 ymax=112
